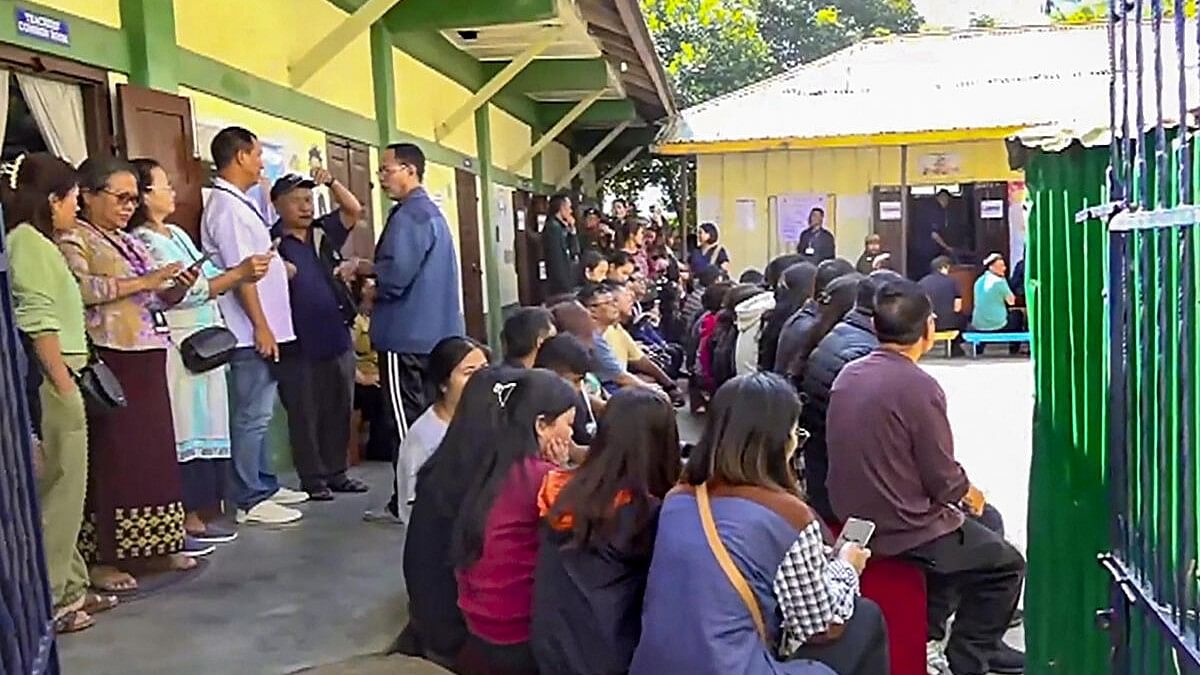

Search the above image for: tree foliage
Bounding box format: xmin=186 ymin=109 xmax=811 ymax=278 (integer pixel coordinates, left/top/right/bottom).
xmin=758 ymin=0 xmax=924 ymax=70
xmin=969 ymin=13 xmax=999 ymax=28
xmin=1051 ymin=0 xmax=1197 ymax=23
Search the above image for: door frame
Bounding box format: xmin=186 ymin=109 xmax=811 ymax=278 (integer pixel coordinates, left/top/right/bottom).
xmin=0 ymin=44 xmax=113 ymax=157
xmin=454 ymin=168 xmax=487 ymax=342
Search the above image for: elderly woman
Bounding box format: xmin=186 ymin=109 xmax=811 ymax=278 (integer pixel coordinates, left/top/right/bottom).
xmin=57 ymin=156 xmax=201 ymax=593
xmin=129 ymin=158 xmax=270 ymax=543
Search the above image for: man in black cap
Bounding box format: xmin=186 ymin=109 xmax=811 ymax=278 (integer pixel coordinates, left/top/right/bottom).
xmin=270 ymin=171 xmax=371 ymax=501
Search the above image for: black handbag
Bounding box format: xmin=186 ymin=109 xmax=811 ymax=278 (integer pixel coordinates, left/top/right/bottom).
xmin=75 ymin=355 xmax=126 ymax=412
xmin=179 ymin=326 xmax=237 ymax=373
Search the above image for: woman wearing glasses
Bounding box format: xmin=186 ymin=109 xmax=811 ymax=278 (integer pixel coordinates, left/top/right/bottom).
xmin=129 ymin=158 xmax=272 ymax=546
xmin=57 ymin=156 xmax=202 ymax=593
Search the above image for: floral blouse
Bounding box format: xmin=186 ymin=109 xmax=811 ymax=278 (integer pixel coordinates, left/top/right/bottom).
xmin=57 ymin=219 xmax=170 ymax=351
xmin=133 ymin=224 xmax=225 ymax=340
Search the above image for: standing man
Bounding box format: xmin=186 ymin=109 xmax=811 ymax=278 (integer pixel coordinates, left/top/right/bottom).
xmin=271 ymin=171 xmax=371 ymax=501
xmin=796 ymin=207 xmax=836 ymax=263
xmin=825 ymin=279 xmax=1025 ymax=675
xmin=368 ymin=142 xmax=464 ymax=522
xmin=542 ymin=191 xmax=579 ymax=296
xmin=910 ymin=189 xmax=958 ymax=281
xmin=201 ymin=126 xmax=308 ymax=525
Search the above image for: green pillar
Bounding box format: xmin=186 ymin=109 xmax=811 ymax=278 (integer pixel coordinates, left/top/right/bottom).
xmin=369 ymin=23 xmax=398 ymax=220
xmin=119 ymin=0 xmax=178 ymax=91
xmin=531 ymin=125 xmax=545 ymax=192
xmin=475 ymin=107 xmax=503 ymax=352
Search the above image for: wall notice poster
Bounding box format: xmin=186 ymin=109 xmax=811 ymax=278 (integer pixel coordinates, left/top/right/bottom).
xmin=776 ymin=194 xmax=828 ymax=247
xmin=735 ymin=199 xmax=757 ymax=232
xmin=918 ymin=152 xmax=962 ymax=178
xmin=878 ymin=201 xmax=902 ymax=221
xmin=980 ymin=199 xmax=1005 ymax=219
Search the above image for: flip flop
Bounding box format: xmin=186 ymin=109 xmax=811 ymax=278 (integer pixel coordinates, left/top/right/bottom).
xmin=81 ymin=593 xmax=119 ymax=615
xmin=90 ymin=569 xmax=139 ymax=594
xmin=53 ymin=610 xmax=95 ymax=634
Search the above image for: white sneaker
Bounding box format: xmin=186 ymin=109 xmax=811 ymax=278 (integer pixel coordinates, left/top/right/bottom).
xmin=927 ymin=640 xmax=950 ymax=675
xmin=237 ymin=500 xmax=303 ymax=525
xmin=270 ymin=487 xmax=310 ymax=505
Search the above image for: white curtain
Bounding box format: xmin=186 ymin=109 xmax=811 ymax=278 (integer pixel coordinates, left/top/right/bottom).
xmin=0 ymin=73 xmax=10 ymax=153
xmin=15 ymin=73 xmax=86 ymax=166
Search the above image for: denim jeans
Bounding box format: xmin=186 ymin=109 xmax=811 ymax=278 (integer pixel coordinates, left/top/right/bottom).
xmin=227 ymin=348 xmax=281 ymax=509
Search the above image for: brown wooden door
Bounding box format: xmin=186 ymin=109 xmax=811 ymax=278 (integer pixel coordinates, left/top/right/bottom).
xmin=512 ymin=189 xmax=541 ymax=306
xmin=117 ymin=84 xmax=202 ymax=240
xmin=455 ymin=168 xmax=487 ymax=341
xmin=529 ymin=194 xmax=549 ymax=295
xmin=971 ymin=181 xmax=1010 ymax=264
xmin=326 ymin=134 xmax=375 ymax=260
xmin=871 ymin=185 xmax=906 ymax=276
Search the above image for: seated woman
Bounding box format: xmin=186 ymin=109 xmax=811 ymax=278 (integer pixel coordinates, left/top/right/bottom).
xmin=452 ymin=369 xmax=579 ymax=675
xmin=534 ymin=333 xmax=606 ymax=446
xmin=531 ymin=388 xmax=682 ymax=675
xmin=630 ymin=373 xmax=888 ymax=675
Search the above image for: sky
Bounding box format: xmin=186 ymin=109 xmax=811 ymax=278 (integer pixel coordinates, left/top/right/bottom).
xmin=913 ymin=0 xmax=1052 ymax=27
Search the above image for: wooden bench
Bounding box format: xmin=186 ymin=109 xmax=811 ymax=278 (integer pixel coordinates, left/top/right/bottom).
xmin=961 ymin=331 xmax=1031 ymax=357
xmin=932 ymin=330 xmax=960 ymax=358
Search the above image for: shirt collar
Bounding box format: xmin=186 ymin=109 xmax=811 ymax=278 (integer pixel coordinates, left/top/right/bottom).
xmin=402 ymin=186 xmax=428 ymax=203
xmin=213 ymin=177 xmax=247 ymax=195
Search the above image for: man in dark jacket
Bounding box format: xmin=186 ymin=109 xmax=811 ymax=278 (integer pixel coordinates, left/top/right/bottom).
xmin=800 ymin=270 xmax=900 ymax=522
xmin=543 ymin=192 xmax=579 ymax=296
xmin=774 ymin=258 xmax=855 ymax=373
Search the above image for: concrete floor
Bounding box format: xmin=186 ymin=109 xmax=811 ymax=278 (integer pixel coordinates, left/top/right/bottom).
xmin=59 ymin=357 xmax=1033 ymax=674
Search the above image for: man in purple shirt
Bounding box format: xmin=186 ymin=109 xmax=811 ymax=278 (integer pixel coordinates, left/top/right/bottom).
xmin=825 ymin=278 xmax=1024 ymax=675
xmin=201 ymin=126 xmax=308 ymax=526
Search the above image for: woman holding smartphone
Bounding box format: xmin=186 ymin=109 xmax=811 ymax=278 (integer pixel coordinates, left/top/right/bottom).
xmin=130 ymin=158 xmax=271 ymax=544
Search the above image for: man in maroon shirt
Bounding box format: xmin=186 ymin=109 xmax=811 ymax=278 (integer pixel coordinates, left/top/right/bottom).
xmin=825 ymin=278 xmax=1025 ymax=675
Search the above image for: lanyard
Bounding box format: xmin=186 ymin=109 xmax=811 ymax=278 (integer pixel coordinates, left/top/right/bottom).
xmin=213 ymin=185 xmax=269 ymax=228
xmin=82 ymin=220 xmax=150 ymax=276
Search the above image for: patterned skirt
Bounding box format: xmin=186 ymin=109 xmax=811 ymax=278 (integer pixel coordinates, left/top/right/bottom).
xmin=79 ymin=348 xmax=185 ymax=563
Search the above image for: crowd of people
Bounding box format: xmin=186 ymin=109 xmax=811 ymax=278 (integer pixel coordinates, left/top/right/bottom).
xmin=7 ymin=121 xmax=1028 ymax=674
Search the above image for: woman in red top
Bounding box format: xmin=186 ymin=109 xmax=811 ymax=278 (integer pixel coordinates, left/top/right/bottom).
xmin=452 ymin=368 xmax=579 ymax=675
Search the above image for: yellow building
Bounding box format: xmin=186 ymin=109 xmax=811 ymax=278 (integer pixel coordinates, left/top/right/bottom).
xmin=657 ymin=24 xmax=1111 ymax=279
xmin=0 ymin=0 xmax=673 ymax=342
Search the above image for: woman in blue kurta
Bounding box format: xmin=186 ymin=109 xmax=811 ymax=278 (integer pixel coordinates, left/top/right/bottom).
xmin=130 ymin=158 xmax=269 ymax=543
xmin=630 ymin=373 xmax=888 ymax=675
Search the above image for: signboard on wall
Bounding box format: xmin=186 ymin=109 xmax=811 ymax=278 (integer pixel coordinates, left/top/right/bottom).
xmin=776 ymin=194 xmax=828 ymax=246
xmin=878 ymin=201 xmax=902 ymax=221
xmin=16 ymin=8 xmax=69 ymax=46
xmin=918 ymin=152 xmax=962 ymax=178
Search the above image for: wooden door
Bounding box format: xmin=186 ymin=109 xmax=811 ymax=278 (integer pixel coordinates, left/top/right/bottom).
xmin=117 ymin=84 xmax=202 ymax=240
xmin=529 ymin=194 xmax=549 ymax=294
xmin=326 ymin=134 xmax=375 ymax=260
xmin=512 ymin=189 xmax=541 ymax=306
xmin=972 ymin=181 xmax=1010 ymax=264
xmin=454 ymin=168 xmax=487 ymax=341
xmin=871 ymin=185 xmax=906 ymax=276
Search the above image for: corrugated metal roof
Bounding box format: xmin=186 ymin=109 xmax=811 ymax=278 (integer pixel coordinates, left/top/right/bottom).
xmin=658 ymin=23 xmax=1199 ymax=150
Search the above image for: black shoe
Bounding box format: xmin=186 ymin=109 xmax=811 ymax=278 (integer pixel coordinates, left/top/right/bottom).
xmin=305 ymin=487 xmax=335 ymax=502
xmin=329 ymin=477 xmax=370 ymax=493
xmin=987 ymin=643 xmax=1025 ymax=674
xmin=1009 ymin=608 xmax=1024 ymax=628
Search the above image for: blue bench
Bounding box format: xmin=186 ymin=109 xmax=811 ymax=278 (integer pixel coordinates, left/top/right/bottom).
xmin=961 ymin=331 xmax=1031 ymax=357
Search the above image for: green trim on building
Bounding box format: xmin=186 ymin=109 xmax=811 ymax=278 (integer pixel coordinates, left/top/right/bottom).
xmin=118 ymin=0 xmax=177 ymax=90
xmin=538 ymin=100 xmax=636 ymax=128
xmin=369 ymin=22 xmax=396 ymax=147
xmin=484 ymin=59 xmax=610 ymax=95
xmin=376 ymin=0 xmax=555 ymax=31
xmin=0 ymin=0 xmax=131 ymax=72
xmin=475 ymin=106 xmax=503 ymax=351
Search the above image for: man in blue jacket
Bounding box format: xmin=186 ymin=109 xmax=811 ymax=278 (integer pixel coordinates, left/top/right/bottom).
xmin=367 ymin=142 xmax=465 ymax=522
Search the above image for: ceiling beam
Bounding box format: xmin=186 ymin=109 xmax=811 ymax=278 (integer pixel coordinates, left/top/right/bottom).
xmin=558 ymin=121 xmax=631 ymax=186
xmin=435 ymin=26 xmax=561 ymax=141
xmin=511 ymin=91 xmax=605 ymax=172
xmin=382 ymin=0 xmax=557 ymax=30
xmin=538 ymin=99 xmax=636 ymax=128
xmin=482 ymin=58 xmax=610 ymax=94
xmin=290 ymin=0 xmax=404 ymax=87
xmin=600 ymin=146 xmax=644 ymax=184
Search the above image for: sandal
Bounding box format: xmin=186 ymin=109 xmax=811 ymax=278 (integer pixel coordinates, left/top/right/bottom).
xmin=89 ymin=566 xmax=138 ymax=593
xmin=81 ymin=593 xmax=119 ymax=615
xmin=53 ymin=610 xmax=95 ymax=634
xmin=329 ymin=477 xmax=370 ymax=493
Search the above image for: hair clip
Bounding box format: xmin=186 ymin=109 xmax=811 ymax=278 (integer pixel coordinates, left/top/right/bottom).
xmin=3 ymin=153 xmax=25 ymax=190
xmin=493 ymin=381 xmax=517 ymax=409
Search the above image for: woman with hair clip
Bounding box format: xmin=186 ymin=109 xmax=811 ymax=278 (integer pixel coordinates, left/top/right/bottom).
xmin=394 ymin=335 xmax=490 ymax=527
xmin=128 ymin=158 xmax=272 ymax=544
xmin=57 ymin=156 xmax=202 ymax=593
xmin=452 ymin=369 xmax=579 ymax=675
xmin=531 ymin=387 xmax=682 ymax=675
xmin=631 ymin=373 xmax=888 ymax=675
xmin=6 ymin=152 xmax=118 ymax=632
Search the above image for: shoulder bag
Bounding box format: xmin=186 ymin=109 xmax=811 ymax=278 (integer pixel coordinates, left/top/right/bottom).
xmin=167 ymin=228 xmax=237 ymax=373
xmin=75 ymin=338 xmax=127 ymax=413
xmin=696 ymin=482 xmax=768 ymax=641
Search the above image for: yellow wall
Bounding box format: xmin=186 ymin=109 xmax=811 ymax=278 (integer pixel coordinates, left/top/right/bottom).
xmin=184 ymin=86 xmax=326 ymax=169
xmin=40 ymin=0 xmax=120 ymax=27
xmin=696 ymin=139 xmax=1023 ymax=273
xmin=174 ymin=0 xmax=375 ymax=120
xmin=544 ymin=142 xmax=571 ymax=189
xmin=490 ymin=105 xmax=532 ymax=178
xmin=423 ymin=161 xmax=466 ymax=314
xmin=393 ymin=50 xmax=477 ymax=157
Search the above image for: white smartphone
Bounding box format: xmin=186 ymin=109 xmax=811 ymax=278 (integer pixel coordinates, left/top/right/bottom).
xmin=833 ymin=517 xmax=876 ymax=552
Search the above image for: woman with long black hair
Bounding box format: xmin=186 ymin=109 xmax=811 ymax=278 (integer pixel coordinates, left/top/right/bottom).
xmin=531 ymin=388 xmax=682 ymax=675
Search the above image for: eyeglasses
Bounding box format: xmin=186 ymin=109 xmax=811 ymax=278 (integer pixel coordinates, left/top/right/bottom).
xmin=377 ymin=163 xmax=412 ymax=177
xmin=99 ymin=188 xmax=141 ymax=207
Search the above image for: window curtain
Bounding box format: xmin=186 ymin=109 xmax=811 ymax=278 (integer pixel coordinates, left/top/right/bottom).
xmin=0 ymin=73 xmax=10 ymax=153
xmin=14 ymin=73 xmax=86 ymax=166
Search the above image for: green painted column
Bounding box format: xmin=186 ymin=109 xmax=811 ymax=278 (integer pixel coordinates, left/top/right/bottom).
xmin=369 ymin=22 xmax=397 ymax=149
xmin=475 ymin=107 xmax=503 ymax=351
xmin=119 ymin=0 xmax=179 ymax=91
xmin=531 ymin=125 xmax=545 ymax=192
